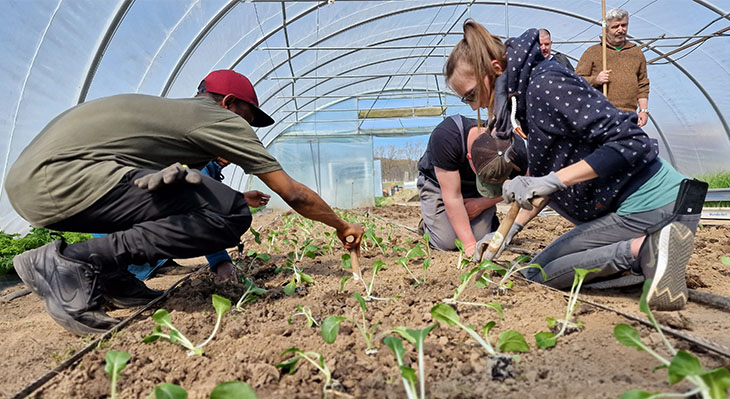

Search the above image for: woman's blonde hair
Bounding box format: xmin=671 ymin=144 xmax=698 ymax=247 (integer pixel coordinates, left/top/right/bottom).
xmin=444 ymin=19 xmax=506 ymax=123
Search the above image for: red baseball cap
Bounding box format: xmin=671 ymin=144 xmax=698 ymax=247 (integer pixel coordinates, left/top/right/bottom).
xmin=201 ymin=70 xmax=274 ymax=127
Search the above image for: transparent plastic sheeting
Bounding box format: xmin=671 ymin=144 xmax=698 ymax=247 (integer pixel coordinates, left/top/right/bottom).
xmin=1 ymin=0 xmax=729 ymax=233
xmin=246 ymin=136 xmax=375 ymax=210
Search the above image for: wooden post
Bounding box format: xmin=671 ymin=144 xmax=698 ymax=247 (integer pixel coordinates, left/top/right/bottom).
xmin=601 ymin=0 xmax=608 ymax=96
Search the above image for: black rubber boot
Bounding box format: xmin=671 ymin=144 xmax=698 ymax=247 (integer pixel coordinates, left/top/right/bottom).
xmin=100 ymin=269 xmax=164 ymax=308
xmin=13 ymin=240 xmax=119 ymax=335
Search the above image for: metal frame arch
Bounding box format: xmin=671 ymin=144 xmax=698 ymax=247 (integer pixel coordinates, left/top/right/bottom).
xmin=77 ymin=0 xmax=134 ymax=104
xmin=241 ymin=1 xmax=728 ymax=152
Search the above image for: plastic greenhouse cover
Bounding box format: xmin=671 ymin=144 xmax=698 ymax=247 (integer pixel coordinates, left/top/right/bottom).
xmin=1 ymin=0 xmax=729 ymax=233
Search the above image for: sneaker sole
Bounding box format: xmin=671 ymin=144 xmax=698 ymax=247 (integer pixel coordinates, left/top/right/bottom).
xmin=45 ymin=297 xmax=114 ymax=335
xmin=647 ymin=223 xmax=693 ymax=311
xmin=14 ymin=250 xmax=48 ymax=297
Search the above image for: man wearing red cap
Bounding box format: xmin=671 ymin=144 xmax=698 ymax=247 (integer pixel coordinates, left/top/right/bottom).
xmin=5 ymin=69 xmax=364 ymax=335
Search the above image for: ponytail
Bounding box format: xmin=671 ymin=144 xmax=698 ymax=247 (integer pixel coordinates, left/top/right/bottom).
xmin=444 ymin=19 xmax=506 ymax=124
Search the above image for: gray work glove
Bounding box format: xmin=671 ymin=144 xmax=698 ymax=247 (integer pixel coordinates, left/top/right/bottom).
xmin=134 ymin=162 xmax=203 ymax=190
xmin=471 ymin=232 xmax=495 ymax=263
xmin=503 ymin=172 xmax=566 ymax=210
xmin=494 ymin=222 xmax=523 ymax=259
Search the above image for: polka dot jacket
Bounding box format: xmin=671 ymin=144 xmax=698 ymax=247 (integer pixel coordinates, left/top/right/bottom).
xmin=502 ymin=29 xmax=660 ymax=222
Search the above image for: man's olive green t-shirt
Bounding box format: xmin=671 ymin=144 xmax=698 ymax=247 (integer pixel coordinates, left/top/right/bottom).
xmin=5 ymin=94 xmax=281 ymax=226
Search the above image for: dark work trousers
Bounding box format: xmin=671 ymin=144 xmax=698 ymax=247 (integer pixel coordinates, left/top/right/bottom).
xmin=47 ymin=169 xmax=251 ymax=271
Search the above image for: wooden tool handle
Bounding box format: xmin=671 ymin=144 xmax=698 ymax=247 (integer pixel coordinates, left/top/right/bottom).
xmin=486 ymin=196 xmax=548 ymax=255
xmin=346 ymin=235 xmax=363 ymax=281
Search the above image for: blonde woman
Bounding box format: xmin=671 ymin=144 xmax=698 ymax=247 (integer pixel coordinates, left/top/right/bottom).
xmin=445 ymin=20 xmax=706 ymax=311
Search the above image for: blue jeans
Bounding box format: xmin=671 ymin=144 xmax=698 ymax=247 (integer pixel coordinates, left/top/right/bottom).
xmin=522 ymin=201 xmax=700 ymax=289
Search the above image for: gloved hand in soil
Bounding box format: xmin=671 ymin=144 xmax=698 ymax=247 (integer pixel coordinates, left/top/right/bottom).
xmin=471 ymin=222 xmax=524 ymax=263
xmin=134 ymin=162 xmax=203 ymax=190
xmin=503 ymin=172 xmax=565 ymax=210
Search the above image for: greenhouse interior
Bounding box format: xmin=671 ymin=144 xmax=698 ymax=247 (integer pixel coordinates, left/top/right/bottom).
xmin=2 ymin=0 xmax=730 ymax=232
xmin=1 ymin=1 xmax=729 ymax=398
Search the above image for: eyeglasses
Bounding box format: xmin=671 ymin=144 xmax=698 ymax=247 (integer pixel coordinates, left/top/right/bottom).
xmin=460 ymin=87 xmax=476 ymax=104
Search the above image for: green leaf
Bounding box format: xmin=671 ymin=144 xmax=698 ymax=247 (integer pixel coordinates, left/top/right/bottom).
xmin=104 ymin=350 xmax=131 ymax=377
xmin=667 ymin=350 xmax=703 ymax=384
xmin=698 ymin=367 xmax=730 ymax=399
xmin=534 ymin=331 xmax=557 ymax=349
xmin=399 ymin=366 xmax=418 ymax=387
xmin=454 ymin=238 xmax=465 ymax=253
xmin=485 ymin=302 xmax=503 ymax=321
xmin=430 ymin=303 xmax=459 ymax=327
xmin=613 ymin=324 xmax=646 ymax=351
xmin=152 ymin=309 xmax=172 ymax=325
xmin=486 ymin=264 xmax=507 ymax=274
xmin=275 ymin=357 xmax=300 ymax=374
xmin=639 ymin=279 xmax=652 ymax=316
xmin=321 ymin=316 xmax=347 ymax=344
xmin=352 ymin=292 xmax=367 ymax=313
xmin=482 ymin=321 xmax=497 ymax=337
xmin=210 ymin=381 xmax=257 ymax=399
xmin=250 ymin=227 xmax=261 ymax=244
xmin=212 ymin=294 xmax=232 ymax=316
xmin=300 ymin=272 xmax=314 ymax=284
xmin=154 ymin=383 xmax=188 ymax=399
xmin=391 ymin=326 xmax=417 ymax=344
xmin=405 ymin=324 xmax=438 ymax=345
xmin=574 ymin=267 xmax=601 ymax=280
xmin=339 ymin=276 xmax=351 ymax=292
xmin=407 ymin=246 xmax=426 ymax=259
xmin=504 ymin=280 xmax=514 ymax=290
xmin=497 ymin=330 xmax=530 ymax=353
xmin=283 ymin=279 xmax=296 ymax=296
xmin=341 ymin=253 xmax=352 ymax=270
xmin=422 ymin=258 xmax=431 ymax=271
xmin=256 ymin=253 xmax=271 ymax=262
xmin=383 ymin=336 xmax=406 ymax=360
xmin=619 ymin=390 xmax=657 ymax=399
xmin=720 ymin=256 xmax=730 ymax=266
xmin=373 ymin=260 xmax=387 ymax=274
xmin=246 ymin=249 xmax=257 ymax=257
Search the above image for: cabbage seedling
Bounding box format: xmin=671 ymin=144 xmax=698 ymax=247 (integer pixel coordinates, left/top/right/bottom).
xmin=477 ymin=255 xmax=546 ymax=294
xmin=364 ymin=227 xmax=386 ymax=255
xmin=534 ymin=268 xmax=599 ymax=349
xmin=143 ymin=294 xmax=231 ymax=356
xmin=383 ymin=336 xmax=418 ymax=399
xmin=281 ymin=252 xmax=314 ymax=296
xmin=321 ymin=293 xmax=386 ymax=355
xmin=104 ymin=350 xmax=130 ymax=399
xmin=276 ymin=347 xmax=332 ymax=399
xmin=244 ymin=249 xmax=270 ymax=271
xmin=396 ymin=244 xmax=427 ymax=285
xmin=288 ymin=305 xmax=319 ymax=327
xmin=614 ymin=279 xmax=730 ymax=399
xmin=454 ymin=239 xmax=471 ymax=270
xmin=235 ymin=277 xmax=267 ymax=311
xmin=151 ymin=381 xmax=257 ymax=399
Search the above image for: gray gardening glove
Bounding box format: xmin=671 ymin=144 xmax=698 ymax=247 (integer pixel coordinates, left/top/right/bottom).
xmin=471 ymin=233 xmax=495 ymax=263
xmin=503 ymin=172 xmax=566 ymax=210
xmin=134 ymin=162 xmax=203 ymax=190
xmin=494 ymin=222 xmax=524 ymax=259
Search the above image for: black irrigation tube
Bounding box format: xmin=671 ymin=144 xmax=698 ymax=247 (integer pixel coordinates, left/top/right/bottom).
xmin=370 ymin=213 xmax=730 ymax=360
xmin=10 ymin=266 xmax=207 ymax=399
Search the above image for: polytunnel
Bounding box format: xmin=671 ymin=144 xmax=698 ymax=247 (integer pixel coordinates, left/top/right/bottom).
xmin=1 ymin=0 xmax=729 ymax=234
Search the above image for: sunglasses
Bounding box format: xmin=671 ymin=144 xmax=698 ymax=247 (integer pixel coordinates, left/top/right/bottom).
xmin=460 ymin=87 xmax=476 ymax=104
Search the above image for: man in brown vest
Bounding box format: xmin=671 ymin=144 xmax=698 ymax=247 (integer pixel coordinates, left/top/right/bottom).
xmin=576 ymin=8 xmax=650 ymax=127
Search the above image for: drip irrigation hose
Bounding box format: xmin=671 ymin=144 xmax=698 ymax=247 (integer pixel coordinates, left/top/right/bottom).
xmin=372 ymin=213 xmax=730 ymax=359
xmin=10 ymin=266 xmax=207 ymax=399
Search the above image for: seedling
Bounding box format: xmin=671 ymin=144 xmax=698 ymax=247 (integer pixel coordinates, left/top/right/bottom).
xmin=235 ymin=277 xmax=267 ymax=311
xmin=431 ymin=303 xmax=528 ymax=380
xmin=383 ymin=336 xmax=418 ymax=399
xmin=143 ymin=294 xmax=231 ymax=356
xmin=104 ymin=350 xmax=130 ymax=399
xmin=364 ymin=227 xmax=387 ymax=255
xmin=279 ymin=252 xmax=314 ymax=296
xmin=266 ymin=230 xmax=281 ymax=253
xmin=151 ymin=382 xmax=257 ymax=399
xmin=322 ymin=231 xmax=339 ymax=255
xmin=421 ymin=233 xmax=432 ymax=283
xmin=396 ymin=244 xmax=427 ymax=285
xmin=244 ymin=249 xmax=270 ymax=271
xmin=288 ymin=305 xmax=319 ymax=327
xmin=276 ymin=347 xmax=333 ymax=399
xmin=454 ymin=239 xmax=471 ymax=270
xmin=615 ymin=279 xmax=730 ymax=399
xmin=477 ymin=255 xmax=546 ymax=294
xmin=322 ymin=293 xmax=391 ymax=355
xmin=534 ymin=268 xmax=599 ymax=349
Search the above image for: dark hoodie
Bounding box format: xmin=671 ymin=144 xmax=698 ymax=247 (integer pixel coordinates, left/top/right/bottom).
xmin=497 ymin=29 xmax=660 ymax=222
